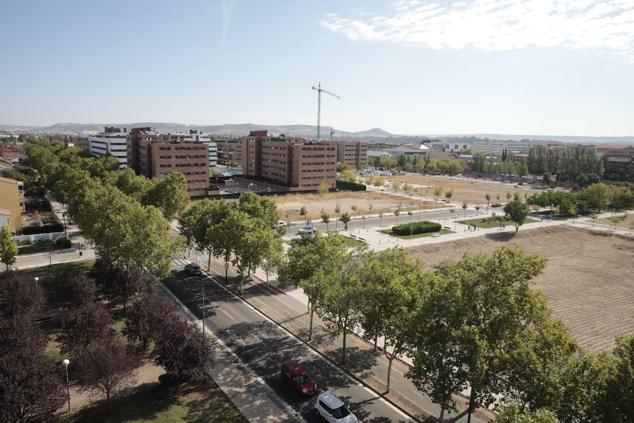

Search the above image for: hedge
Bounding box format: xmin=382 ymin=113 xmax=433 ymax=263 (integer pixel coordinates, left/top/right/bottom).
xmin=336 ymin=180 xmax=367 ymax=191
xmin=20 ymin=223 xmax=65 ymax=235
xmin=391 ymin=221 xmax=441 ymax=236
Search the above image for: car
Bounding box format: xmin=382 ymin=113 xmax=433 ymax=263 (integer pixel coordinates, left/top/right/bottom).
xmin=275 ymin=220 xmax=288 ymax=229
xmin=491 ymin=202 xmax=502 ymax=207
xmin=184 ymin=262 xmax=202 ymax=276
xmin=280 ymin=361 xmax=317 ymax=396
xmin=315 ymin=392 xmax=357 ymax=423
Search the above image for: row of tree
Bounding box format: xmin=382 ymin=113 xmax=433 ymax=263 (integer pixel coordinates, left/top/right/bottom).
xmin=528 ymin=183 xmax=634 ymax=215
xmin=180 ymin=192 xmax=282 ymax=289
xmin=368 ymin=154 xmax=466 ymax=176
xmin=277 ymin=235 xmax=634 ymax=422
xmin=527 ymin=145 xmax=604 ymax=186
xmin=26 ymin=139 xmax=186 ymax=283
xmin=471 ymin=152 xmax=530 ymax=177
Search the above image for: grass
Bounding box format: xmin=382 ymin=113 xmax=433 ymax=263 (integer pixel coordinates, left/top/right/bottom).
xmin=380 ymin=228 xmax=453 ymax=240
xmin=68 ymin=382 xmax=246 ymax=423
xmin=19 ymin=260 xmax=95 ymax=279
xmin=460 ymin=217 xmax=538 ymax=229
xmin=329 ymin=233 xmax=367 ymax=248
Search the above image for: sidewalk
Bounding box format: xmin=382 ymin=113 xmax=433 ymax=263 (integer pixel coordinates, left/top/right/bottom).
xmin=155 ymin=283 xmax=305 ymax=423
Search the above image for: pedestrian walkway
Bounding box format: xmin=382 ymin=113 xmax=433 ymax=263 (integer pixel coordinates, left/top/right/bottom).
xmin=156 ymin=275 xmax=305 ymax=423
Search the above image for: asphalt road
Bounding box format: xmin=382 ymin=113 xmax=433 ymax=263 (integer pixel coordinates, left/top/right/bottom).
xmin=166 ymin=268 xmax=415 ymax=423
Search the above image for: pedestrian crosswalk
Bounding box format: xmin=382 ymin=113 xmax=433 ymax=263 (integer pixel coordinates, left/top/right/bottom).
xmin=172 ymin=258 xmax=191 ymax=268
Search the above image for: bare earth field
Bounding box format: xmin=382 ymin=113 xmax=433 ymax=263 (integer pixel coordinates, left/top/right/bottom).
xmin=408 ymin=226 xmax=634 ymax=353
xmin=598 ymin=213 xmax=634 ymax=230
xmin=273 ymin=191 xmax=434 ymax=220
xmin=385 ymin=175 xmax=535 ymax=205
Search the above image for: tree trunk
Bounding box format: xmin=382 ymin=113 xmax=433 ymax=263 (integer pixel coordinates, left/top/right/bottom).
xmin=308 ymin=307 xmax=314 ymax=341
xmin=342 ymin=329 xmax=347 ymax=364
xmin=386 ymin=356 xmax=394 ymax=393
xmin=374 ymin=333 xmax=378 ymax=352
xmin=439 ymin=407 xmax=445 ymax=422
xmin=207 ymin=250 xmax=212 ymax=272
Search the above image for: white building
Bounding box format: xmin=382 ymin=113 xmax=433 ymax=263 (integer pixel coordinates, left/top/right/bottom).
xmin=183 ymin=130 xmax=218 ymax=169
xmin=88 ymin=127 xmax=128 ymax=168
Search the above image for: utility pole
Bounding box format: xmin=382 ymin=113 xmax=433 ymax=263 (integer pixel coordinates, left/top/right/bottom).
xmin=311 ymin=82 xmax=340 ymax=141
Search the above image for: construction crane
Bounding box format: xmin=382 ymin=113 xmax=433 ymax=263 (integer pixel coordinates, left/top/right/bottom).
xmin=311 ymin=82 xmax=340 ymax=141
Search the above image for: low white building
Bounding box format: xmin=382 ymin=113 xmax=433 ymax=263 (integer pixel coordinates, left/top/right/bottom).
xmin=88 ymin=127 xmax=128 ymax=168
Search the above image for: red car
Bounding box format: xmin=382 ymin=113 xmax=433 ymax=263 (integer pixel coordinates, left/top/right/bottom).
xmin=280 ymin=361 xmax=317 ymax=396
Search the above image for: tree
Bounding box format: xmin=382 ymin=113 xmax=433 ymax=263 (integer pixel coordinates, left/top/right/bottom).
xmin=261 ymin=237 xmax=283 ymax=284
xmin=320 ymin=210 xmax=330 ymax=232
xmin=94 ymin=261 xmax=147 ymax=310
xmin=462 ymin=202 xmax=468 ymax=216
xmin=444 ymin=190 xmax=453 ymax=202
xmin=358 ymin=248 xmax=427 ymax=392
xmin=0 ymin=227 xmax=17 ymax=270
xmin=432 ymin=187 xmax=443 ymax=207
xmin=484 ymin=194 xmax=491 ymax=210
xmin=0 ymin=272 xmax=44 ymax=319
xmin=299 ymin=206 xmax=308 ymax=223
xmin=238 ymin=191 xmax=279 ymax=228
xmin=144 ymin=172 xmax=190 ymax=220
xmin=153 ymin=317 xmax=215 ymax=383
xmin=504 ymin=199 xmax=530 ymax=232
xmin=318 ymin=180 xmax=330 ymax=196
xmin=316 ymin=252 xmax=361 ymax=364
xmin=339 ymin=212 xmax=351 ymax=230
xmin=61 ymin=274 xmax=97 ymax=308
xmin=124 ymin=294 xmax=175 ymax=350
xmin=59 ymin=301 xmax=114 ymax=353
xmin=602 ymin=336 xmax=634 ymax=422
xmin=496 ymin=403 xmax=559 ymax=423
xmin=74 ymin=336 xmax=137 ymax=407
xmin=278 ymin=234 xmax=349 ymax=340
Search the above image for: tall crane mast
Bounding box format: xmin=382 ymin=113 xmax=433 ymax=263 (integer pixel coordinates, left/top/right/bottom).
xmin=311 ymin=82 xmax=340 ymax=141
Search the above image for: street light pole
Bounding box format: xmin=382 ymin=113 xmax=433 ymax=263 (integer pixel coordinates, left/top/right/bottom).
xmin=201 ymin=278 xmax=205 ymax=333
xmin=62 ymin=359 xmax=70 ymax=413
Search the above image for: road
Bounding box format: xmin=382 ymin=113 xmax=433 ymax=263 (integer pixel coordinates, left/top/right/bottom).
xmin=287 ymin=208 xmax=485 ymax=236
xmin=167 ymin=263 xmax=416 ymax=423
xmin=169 ymin=258 xmax=488 ymax=423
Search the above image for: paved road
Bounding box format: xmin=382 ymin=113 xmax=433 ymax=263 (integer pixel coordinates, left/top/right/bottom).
xmin=167 ymin=261 xmax=415 ymax=423
xmin=287 ymin=208 xmax=484 ymax=236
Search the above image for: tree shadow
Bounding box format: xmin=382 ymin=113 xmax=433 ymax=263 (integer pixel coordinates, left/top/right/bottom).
xmin=484 ymin=231 xmax=517 ymax=242
xmin=326 ymin=346 xmax=378 ymax=378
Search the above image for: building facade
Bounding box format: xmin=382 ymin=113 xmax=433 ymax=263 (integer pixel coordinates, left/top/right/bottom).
xmin=0 ymin=176 xmax=24 ymax=232
xmin=128 ymin=128 xmax=210 ymax=197
xmin=216 ymin=140 xmax=243 ymax=165
xmin=323 ymin=141 xmax=367 ymax=169
xmin=88 ymin=127 xmax=129 ymax=168
xmin=183 ymin=130 xmax=218 ymax=168
xmin=241 ymin=131 xmax=337 ymax=191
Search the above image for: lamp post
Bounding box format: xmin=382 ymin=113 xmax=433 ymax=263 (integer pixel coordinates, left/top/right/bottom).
xmin=34 ymin=276 xmax=39 ymax=287
xmin=62 ymin=358 xmax=70 ymax=413
xmin=201 ymin=277 xmax=205 ymax=334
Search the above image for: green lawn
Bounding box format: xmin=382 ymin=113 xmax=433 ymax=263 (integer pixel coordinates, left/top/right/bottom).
xmin=332 ymin=233 xmax=366 ymax=248
xmin=460 ymin=217 xmax=538 ymax=229
xmin=380 ymin=228 xmax=453 ymax=240
xmin=68 ymin=382 xmax=246 ymax=423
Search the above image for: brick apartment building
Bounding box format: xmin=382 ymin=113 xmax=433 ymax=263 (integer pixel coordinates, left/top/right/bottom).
xmin=323 ymin=140 xmax=367 ymax=169
xmin=241 ymin=131 xmax=337 ymax=191
xmin=128 ymin=128 xmax=209 ymax=197
xmin=216 ymin=140 xmax=243 ymax=165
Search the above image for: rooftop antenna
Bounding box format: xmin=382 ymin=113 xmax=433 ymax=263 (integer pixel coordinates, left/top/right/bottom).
xmin=311 ymin=82 xmax=340 ymax=141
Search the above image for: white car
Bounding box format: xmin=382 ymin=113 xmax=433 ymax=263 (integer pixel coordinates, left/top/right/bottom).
xmin=315 ymin=392 xmax=358 ymax=423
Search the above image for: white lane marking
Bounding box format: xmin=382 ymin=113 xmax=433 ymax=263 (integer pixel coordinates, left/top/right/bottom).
xmin=204 ymin=273 xmax=415 ymax=422
xmin=221 ymin=308 xmax=237 ymax=321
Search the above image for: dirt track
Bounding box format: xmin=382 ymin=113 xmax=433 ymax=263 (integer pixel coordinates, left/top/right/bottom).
xmin=408 ymin=226 xmax=634 ymax=353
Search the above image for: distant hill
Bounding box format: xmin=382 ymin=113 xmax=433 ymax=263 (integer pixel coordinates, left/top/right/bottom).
xmin=1 ymin=122 xmax=632 ymax=145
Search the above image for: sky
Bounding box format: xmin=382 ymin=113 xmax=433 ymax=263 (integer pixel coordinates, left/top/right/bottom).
xmin=1 ymin=0 xmax=634 ymax=136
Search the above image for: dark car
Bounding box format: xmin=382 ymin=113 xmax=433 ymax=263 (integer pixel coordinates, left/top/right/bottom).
xmin=491 ymin=202 xmax=502 ymax=207
xmin=184 ymin=262 xmax=202 ymax=276
xmin=281 ymin=361 xmax=317 ymax=397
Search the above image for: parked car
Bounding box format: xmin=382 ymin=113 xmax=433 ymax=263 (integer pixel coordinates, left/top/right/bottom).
xmin=280 ymin=361 xmax=317 ymax=397
xmin=491 ymin=202 xmax=502 ymax=207
xmin=275 ymin=220 xmax=288 ymax=230
xmin=184 ymin=262 xmax=202 ymax=276
xmin=315 ymin=392 xmax=357 ymax=423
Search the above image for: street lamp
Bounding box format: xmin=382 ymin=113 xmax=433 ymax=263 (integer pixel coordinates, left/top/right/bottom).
xmin=61 ymin=358 xmax=70 ymax=413
xmin=34 ymin=277 xmax=39 ymax=287
xmin=201 ymin=278 xmax=205 ymax=334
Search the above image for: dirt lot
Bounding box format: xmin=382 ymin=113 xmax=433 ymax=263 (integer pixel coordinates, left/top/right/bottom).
xmin=272 ymin=191 xmax=434 ymax=220
xmin=408 ymin=226 xmax=634 ymax=353
xmin=598 ymin=213 xmax=634 ymax=230
xmin=385 ymin=175 xmax=535 ymax=205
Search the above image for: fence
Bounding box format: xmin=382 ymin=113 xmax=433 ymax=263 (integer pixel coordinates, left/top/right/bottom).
xmin=15 ymin=231 xmax=67 ymax=244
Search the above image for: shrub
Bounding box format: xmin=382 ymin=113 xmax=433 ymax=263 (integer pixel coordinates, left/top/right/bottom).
xmin=55 ymin=237 xmax=72 ymax=249
xmin=20 ymin=223 xmax=64 ymax=235
xmin=391 ymin=221 xmax=441 ymax=236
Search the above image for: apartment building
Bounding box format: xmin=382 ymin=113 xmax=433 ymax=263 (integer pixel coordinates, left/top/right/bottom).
xmin=183 ymin=130 xmax=218 ymax=168
xmin=323 ymin=141 xmax=368 ymax=169
xmin=241 ymin=131 xmax=337 ymax=191
xmin=216 ymin=140 xmax=243 ymax=165
xmin=0 ymin=176 xmax=25 ymax=232
xmin=89 ymin=127 xmax=128 ymax=167
xmin=128 ymin=128 xmax=209 ymax=197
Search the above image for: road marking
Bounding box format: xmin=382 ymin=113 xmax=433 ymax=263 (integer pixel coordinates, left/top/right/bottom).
xmin=203 ymin=273 xmax=418 ymax=422
xmin=221 ymin=308 xmax=237 ymax=321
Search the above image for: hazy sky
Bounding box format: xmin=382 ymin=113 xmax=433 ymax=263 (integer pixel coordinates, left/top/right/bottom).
xmin=1 ymin=0 xmax=633 ymax=136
